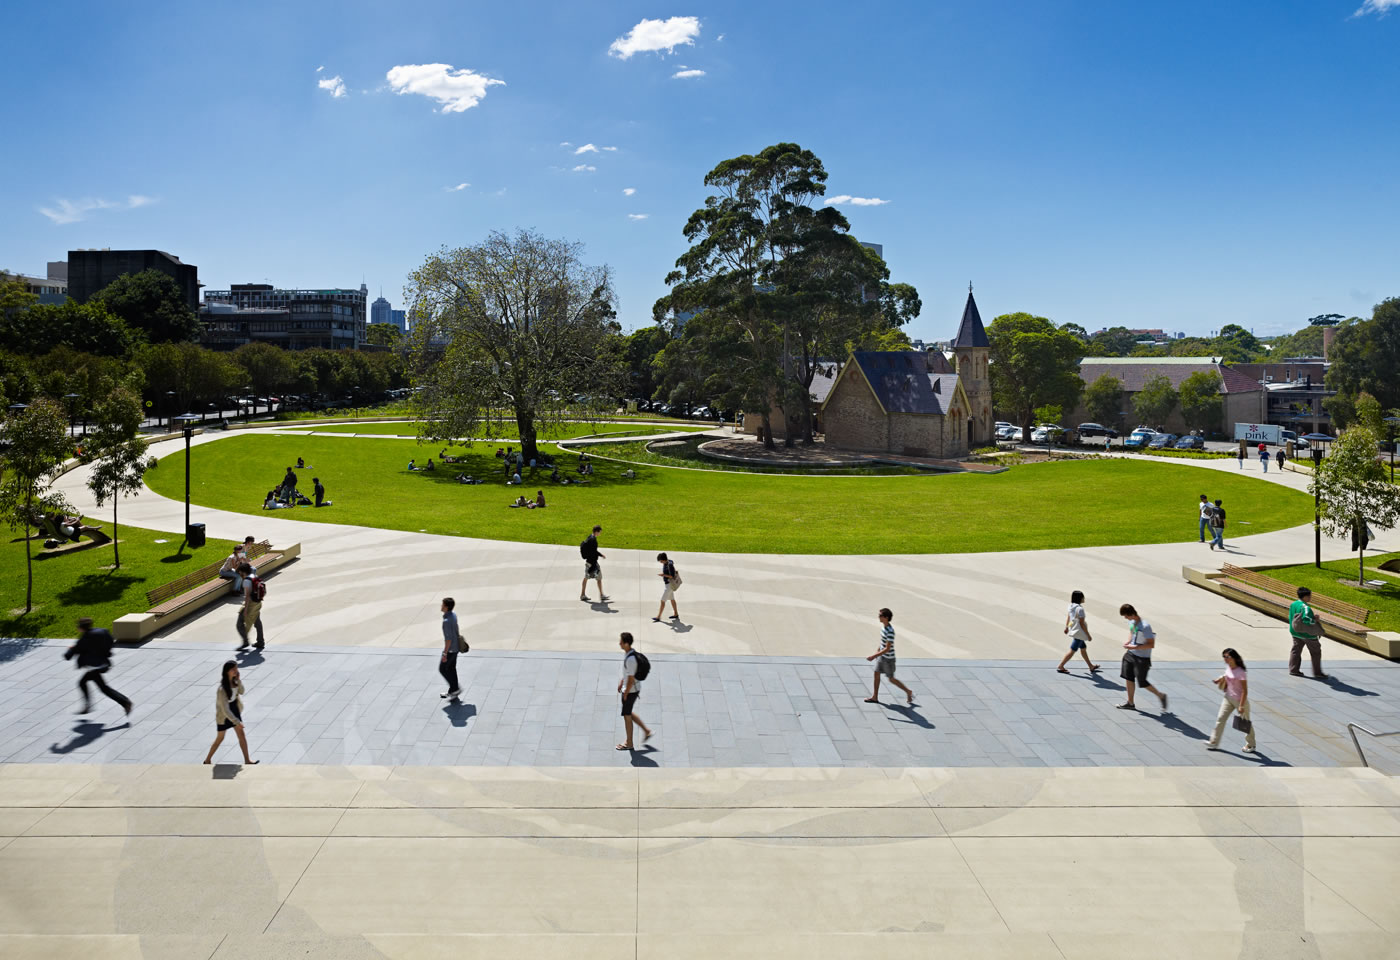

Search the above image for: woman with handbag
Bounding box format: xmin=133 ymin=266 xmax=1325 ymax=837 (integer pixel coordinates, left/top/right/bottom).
xmin=1206 ymin=648 xmax=1255 ymax=753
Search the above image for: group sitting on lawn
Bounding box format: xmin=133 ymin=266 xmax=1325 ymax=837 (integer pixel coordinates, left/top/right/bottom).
xmin=509 ymin=490 xmax=547 ymax=509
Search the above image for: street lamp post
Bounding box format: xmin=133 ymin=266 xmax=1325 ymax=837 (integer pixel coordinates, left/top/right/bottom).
xmin=1385 ymin=416 xmax=1400 ymax=484
xmin=172 ymin=413 xmax=202 ymax=538
xmin=1303 ymin=433 xmax=1334 ymax=569
xmin=62 ymin=394 xmax=80 ymax=439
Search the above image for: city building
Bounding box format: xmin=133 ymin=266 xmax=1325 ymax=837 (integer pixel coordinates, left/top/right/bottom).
xmin=5 ymin=270 xmax=66 ymax=305
xmin=1232 ymin=360 xmax=1334 ymax=435
xmin=389 ymin=309 xmax=406 ymax=331
xmin=200 ymin=282 xmax=367 ymax=350
xmin=1069 ymin=357 xmax=1266 ymax=434
xmin=66 ymin=249 xmax=199 ymax=310
xmin=371 ymin=294 xmax=391 ymax=327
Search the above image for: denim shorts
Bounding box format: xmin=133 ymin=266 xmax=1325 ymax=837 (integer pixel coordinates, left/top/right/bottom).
xmin=1069 ymin=638 xmax=1087 ymax=652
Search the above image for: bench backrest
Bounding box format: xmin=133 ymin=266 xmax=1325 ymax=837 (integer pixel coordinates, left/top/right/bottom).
xmin=1221 ymin=564 xmax=1370 ymax=623
xmin=145 ymin=540 xmax=274 ymax=607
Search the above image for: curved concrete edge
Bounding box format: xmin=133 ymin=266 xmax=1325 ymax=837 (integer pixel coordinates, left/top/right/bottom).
xmin=695 ymin=438 xmax=876 ymax=468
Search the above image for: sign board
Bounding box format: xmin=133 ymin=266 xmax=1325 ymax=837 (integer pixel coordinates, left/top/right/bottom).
xmin=1234 ymin=422 xmax=1281 ymax=444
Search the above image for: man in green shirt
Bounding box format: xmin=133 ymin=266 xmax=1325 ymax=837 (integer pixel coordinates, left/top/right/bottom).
xmin=1287 ymin=587 xmax=1328 ymax=679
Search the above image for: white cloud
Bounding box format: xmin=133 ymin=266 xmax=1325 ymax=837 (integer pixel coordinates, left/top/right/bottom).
xmin=559 ymin=141 xmax=572 ymax=147
xmin=672 ymin=68 xmax=705 ymax=79
xmin=571 ymin=164 xmax=596 ymax=172
xmin=1354 ymin=0 xmax=1400 ymax=14
xmin=446 ymin=183 xmax=470 ymax=192
xmin=573 ymin=143 xmax=617 ymax=154
xmin=38 ymin=195 xmax=155 ymax=225
xmin=316 ymin=65 xmax=325 ymax=72
xmin=386 ymin=63 xmax=504 ymax=113
xmin=823 ymin=195 xmax=890 ymax=207
xmin=628 ymin=213 xmax=649 ymax=220
xmin=317 ymin=73 xmax=347 ymax=98
xmin=608 ymin=16 xmax=701 ymax=59
xmin=622 ymin=187 xmax=636 ymax=196
xmin=717 ymin=33 xmax=726 ymax=41
xmin=602 ymin=145 xmax=618 ymax=151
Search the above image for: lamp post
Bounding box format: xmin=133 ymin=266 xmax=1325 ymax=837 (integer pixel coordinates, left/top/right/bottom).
xmin=172 ymin=413 xmax=202 ymax=538
xmin=1302 ymin=433 xmax=1333 ymax=569
xmin=164 ymin=391 xmax=176 ymax=430
xmin=62 ymin=393 xmax=80 ymax=439
xmin=1385 ymin=416 xmax=1400 ymax=484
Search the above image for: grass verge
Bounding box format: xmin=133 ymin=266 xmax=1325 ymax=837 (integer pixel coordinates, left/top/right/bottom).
xmin=288 ymin=422 xmax=708 ymax=440
xmin=145 ymin=434 xmax=1315 ymax=555
xmin=1256 ymin=552 xmax=1400 ymax=633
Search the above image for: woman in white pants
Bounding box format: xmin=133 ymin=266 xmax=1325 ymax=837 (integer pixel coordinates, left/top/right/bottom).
xmin=1207 ymin=648 xmax=1256 ymax=753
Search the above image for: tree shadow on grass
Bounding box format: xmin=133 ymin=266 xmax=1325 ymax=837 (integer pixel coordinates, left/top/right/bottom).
xmin=160 ymin=542 xmax=193 ymax=563
xmin=55 ymin=572 xmax=145 ymax=607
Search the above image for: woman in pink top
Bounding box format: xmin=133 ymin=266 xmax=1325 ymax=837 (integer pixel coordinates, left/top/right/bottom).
xmin=1207 ymin=648 xmax=1256 ymax=752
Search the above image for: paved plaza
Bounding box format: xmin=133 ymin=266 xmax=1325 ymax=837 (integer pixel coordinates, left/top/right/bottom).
xmin=4 ymin=428 xmax=1398 ymax=958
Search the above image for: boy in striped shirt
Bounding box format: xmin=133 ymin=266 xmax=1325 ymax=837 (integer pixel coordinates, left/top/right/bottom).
xmin=865 ymin=608 xmax=915 ymax=705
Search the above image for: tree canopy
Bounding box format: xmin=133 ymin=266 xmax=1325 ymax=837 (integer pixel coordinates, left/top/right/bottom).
xmin=91 ymin=269 xmax=201 ymax=343
xmin=985 ymin=313 xmax=1084 ymax=441
xmin=1325 ymin=298 xmax=1400 ymax=413
xmin=1178 ymin=370 xmax=1224 ymax=434
xmin=1082 ymin=374 xmax=1124 ymax=429
xmin=1311 ymin=425 xmax=1400 ymax=582
xmin=1133 ymin=375 xmax=1178 ymax=429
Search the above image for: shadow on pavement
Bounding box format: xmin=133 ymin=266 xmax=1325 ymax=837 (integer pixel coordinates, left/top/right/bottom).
xmin=443 ymin=702 xmax=477 ymax=727
xmin=885 ymin=703 xmax=935 ymax=729
xmin=1318 ymin=675 xmax=1380 ymax=697
xmin=0 ymin=637 xmax=48 ymax=666
xmin=50 ymin=719 xmax=129 ymax=755
xmin=1151 ymin=711 xmax=1210 ymax=741
xmin=627 ymin=745 xmax=659 ymax=767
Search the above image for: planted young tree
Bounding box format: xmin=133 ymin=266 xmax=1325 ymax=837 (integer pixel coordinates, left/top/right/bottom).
xmin=1083 ymin=374 xmax=1124 ymax=430
xmin=986 ymin=313 xmax=1085 ymax=442
xmin=405 ymin=229 xmax=620 ymax=464
xmin=83 ymin=385 xmax=148 ymax=569
xmin=0 ymin=398 xmax=73 ymax=613
xmin=1178 ymin=371 xmax=1224 ymax=435
xmin=1133 ymin=375 xmax=1178 ymax=430
xmin=1311 ymin=425 xmax=1400 ymax=583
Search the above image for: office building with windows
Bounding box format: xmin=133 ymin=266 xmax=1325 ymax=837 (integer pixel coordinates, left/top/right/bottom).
xmin=200 ymin=282 xmax=367 ymax=350
xmin=371 ymin=294 xmax=391 ymax=327
xmin=389 ymin=308 xmax=406 ymax=331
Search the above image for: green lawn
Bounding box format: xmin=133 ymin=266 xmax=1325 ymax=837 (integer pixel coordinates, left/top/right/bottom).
xmin=1257 ymin=552 xmax=1400 ymax=633
xmin=144 ymin=434 xmax=1315 ymax=556
xmin=581 ymin=437 xmax=923 ymax=475
xmin=286 ymin=422 xmax=708 ymax=440
xmin=2 ymin=523 xmax=237 ymax=639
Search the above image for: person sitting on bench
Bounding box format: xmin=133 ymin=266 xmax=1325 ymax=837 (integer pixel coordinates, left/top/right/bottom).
xmin=219 ymin=546 xmax=246 ymax=592
xmin=313 ymin=477 xmax=332 ymax=507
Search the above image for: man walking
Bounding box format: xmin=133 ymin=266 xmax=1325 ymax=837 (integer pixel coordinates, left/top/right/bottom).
xmin=1287 ymin=587 xmax=1329 ymax=679
xmin=652 ymin=552 xmax=681 ymax=623
xmin=616 ymin=632 xmax=652 ymax=750
xmin=1209 ymin=499 xmax=1226 ymax=551
xmin=580 ymin=525 xmax=607 ymax=602
xmin=1116 ymin=603 xmax=1168 ymax=712
xmin=1056 ymin=590 xmax=1099 ymax=674
xmin=1258 ymin=443 xmax=1270 ymax=472
xmin=1198 ymin=494 xmax=1213 ymax=543
xmin=64 ymin=618 xmax=132 ymax=716
xmin=864 ymin=608 xmax=915 ymax=705
xmin=235 ymin=562 xmax=265 ymax=651
xmin=439 ymin=597 xmax=464 ymax=700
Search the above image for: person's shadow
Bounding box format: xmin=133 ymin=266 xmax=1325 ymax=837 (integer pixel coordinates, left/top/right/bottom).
xmin=667 ymin=620 xmax=693 ymax=633
xmin=885 ymin=703 xmax=935 ymax=729
xmin=627 ymin=745 xmax=659 ymax=767
xmin=443 ymin=702 xmax=477 ymax=727
xmin=1087 ymin=671 xmax=1125 ymax=691
xmin=587 ymin=599 xmax=618 ymax=614
xmin=50 ymin=720 xmax=128 ymax=755
xmin=235 ymin=648 xmax=266 ymax=667
xmin=1150 ymin=711 xmax=1210 ymax=741
xmin=1217 ymin=748 xmax=1292 ymax=767
xmin=1318 ymin=676 xmax=1379 ymax=697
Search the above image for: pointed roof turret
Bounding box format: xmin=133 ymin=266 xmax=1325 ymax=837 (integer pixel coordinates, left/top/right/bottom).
xmin=952 ymin=284 xmax=989 ymax=349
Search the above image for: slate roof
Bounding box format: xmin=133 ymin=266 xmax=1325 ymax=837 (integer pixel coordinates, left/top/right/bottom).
xmin=1077 ymin=359 xmax=1261 ymax=395
xmin=951 ymin=289 xmax=989 ymax=349
xmin=926 ymin=350 xmax=956 ymax=375
xmin=846 ymin=351 xmax=960 ymax=415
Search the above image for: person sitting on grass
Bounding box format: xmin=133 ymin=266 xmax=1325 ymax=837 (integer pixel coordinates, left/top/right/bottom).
xmin=263 ymin=490 xmax=288 ymax=510
xmin=508 ymin=470 xmax=522 ymax=485
xmin=531 ymin=490 xmax=546 ymax=509
xmin=495 ymin=447 xmax=505 ymax=459
xmin=621 ymin=468 xmax=636 ymax=480
xmin=407 ymin=459 xmax=417 ymax=471
xmin=425 ymin=459 xmax=435 ymax=471
xmin=313 ymin=477 xmax=332 ymax=507
xmin=455 ymin=473 xmax=480 ymax=484
xmin=296 ymin=457 xmax=305 ymax=469
xmin=550 ymin=466 xmax=563 ymax=483
xmin=510 ymin=495 xmax=529 ymax=508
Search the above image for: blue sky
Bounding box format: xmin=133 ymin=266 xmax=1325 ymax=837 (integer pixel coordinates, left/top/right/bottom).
xmin=3 ymin=0 xmax=1397 ymax=340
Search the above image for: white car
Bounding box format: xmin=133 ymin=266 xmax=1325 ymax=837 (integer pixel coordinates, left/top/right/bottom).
xmin=1030 ymin=425 xmax=1065 ymax=443
xmin=996 ymin=424 xmax=1022 ymax=440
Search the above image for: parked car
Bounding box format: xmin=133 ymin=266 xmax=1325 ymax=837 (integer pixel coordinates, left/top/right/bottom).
xmin=1174 ymin=435 xmax=1205 ymax=450
xmin=1280 ymin=429 xmax=1310 ymax=451
xmin=1077 ymin=423 xmax=1119 ymax=439
xmin=995 ymin=424 xmax=1022 ymax=441
xmin=1148 ymin=433 xmax=1179 ymax=449
xmin=1030 ymin=424 xmax=1065 ymax=444
xmin=1122 ymin=430 xmax=1156 ymax=449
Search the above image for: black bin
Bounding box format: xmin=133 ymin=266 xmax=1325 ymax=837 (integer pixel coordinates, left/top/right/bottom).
xmin=186 ymin=522 xmax=206 ymax=548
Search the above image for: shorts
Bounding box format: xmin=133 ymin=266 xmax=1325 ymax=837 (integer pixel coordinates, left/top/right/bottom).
xmin=620 ymin=692 xmax=640 ymax=716
xmin=1069 ymin=638 xmax=1087 ymax=652
xmin=583 ymin=561 xmax=601 ymax=580
xmin=661 ymin=583 xmax=677 ymax=602
xmin=875 ymin=657 xmax=897 ymax=677
xmin=217 ymin=720 xmax=238 ymax=732
xmin=1120 ymin=654 xmax=1151 ymax=685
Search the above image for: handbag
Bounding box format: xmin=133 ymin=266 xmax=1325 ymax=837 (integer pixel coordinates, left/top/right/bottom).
xmin=1232 ymin=714 xmax=1252 ymax=734
xmin=1290 ymin=605 xmax=1324 ymax=639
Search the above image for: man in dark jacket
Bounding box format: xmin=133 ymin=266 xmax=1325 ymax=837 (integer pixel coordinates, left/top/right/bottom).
xmin=64 ymin=618 xmax=132 ymax=716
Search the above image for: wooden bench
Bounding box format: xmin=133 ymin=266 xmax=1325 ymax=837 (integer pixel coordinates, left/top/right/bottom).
xmin=1218 ymin=563 xmax=1370 ymax=637
xmin=112 ymin=540 xmax=300 ymax=642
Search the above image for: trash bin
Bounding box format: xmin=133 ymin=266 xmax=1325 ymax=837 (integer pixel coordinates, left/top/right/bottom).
xmin=186 ymin=522 xmax=206 ymax=548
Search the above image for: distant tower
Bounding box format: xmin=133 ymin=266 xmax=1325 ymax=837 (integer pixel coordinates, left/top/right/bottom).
xmin=371 ymin=290 xmax=391 ymax=327
xmin=951 ymin=284 xmax=992 ymax=446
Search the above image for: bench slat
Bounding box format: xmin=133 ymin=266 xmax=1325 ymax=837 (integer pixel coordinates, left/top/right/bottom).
xmin=1219 ymin=580 xmax=1369 ymax=635
xmin=148 ymin=553 xmax=282 ymax=617
xmin=1220 ymin=564 xmax=1369 ymax=624
xmin=145 ymin=540 xmax=276 ymax=607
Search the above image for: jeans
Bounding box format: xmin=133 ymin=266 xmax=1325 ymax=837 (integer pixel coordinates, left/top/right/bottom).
xmin=1261 ymin=458 xmax=1268 ymax=472
xmin=439 ymin=652 xmax=459 ymax=693
xmin=80 ymin=667 xmax=131 ymax=712
xmin=1208 ymin=695 xmax=1255 ymax=750
xmin=219 ymin=570 xmax=241 ymax=594
xmin=1198 ymin=516 xmax=1210 ymax=541
xmin=1289 ymin=637 xmax=1324 ymax=676
xmin=236 ymin=603 xmax=265 ymax=646
xmin=1211 ymin=524 xmax=1224 ymax=549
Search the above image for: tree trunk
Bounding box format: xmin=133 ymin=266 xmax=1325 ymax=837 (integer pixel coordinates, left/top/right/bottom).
xmin=113 ymin=498 xmax=121 ymax=570
xmin=800 ymin=392 xmax=815 ymax=445
xmin=760 ymin=410 xmax=775 ymax=450
xmin=516 ymin=409 xmax=539 ymax=464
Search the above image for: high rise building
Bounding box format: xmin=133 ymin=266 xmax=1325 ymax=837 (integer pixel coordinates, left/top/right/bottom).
xmin=201 ymin=283 xmax=367 ymax=350
xmin=371 ymin=294 xmax=391 ymax=327
xmin=67 ymin=249 xmax=199 ymax=310
xmin=389 ymin=309 xmax=406 ymax=331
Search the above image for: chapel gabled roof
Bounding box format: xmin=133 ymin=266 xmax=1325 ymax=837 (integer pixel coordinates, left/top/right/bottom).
xmin=848 ymin=351 xmax=955 ymax=415
xmin=952 ymin=287 xmax=989 ymax=349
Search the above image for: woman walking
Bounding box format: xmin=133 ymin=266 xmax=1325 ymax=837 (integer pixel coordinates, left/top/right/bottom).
xmin=1206 ymin=648 xmax=1256 ymax=753
xmin=203 ymin=660 xmax=258 ymax=764
xmin=1056 ymin=590 xmax=1099 ymax=675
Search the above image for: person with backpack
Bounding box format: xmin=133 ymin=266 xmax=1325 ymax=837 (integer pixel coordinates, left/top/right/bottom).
xmin=580 ymin=525 xmax=607 ymax=603
xmin=1287 ymin=586 xmax=1328 ymax=679
xmin=1258 ymin=443 xmax=1270 ymax=472
xmin=64 ymin=617 xmax=132 ymax=717
xmin=1208 ymin=499 xmax=1226 ymax=551
xmin=616 ymin=632 xmax=653 ymax=750
xmin=235 ymin=561 xmax=266 ymax=651
xmin=652 ymin=552 xmax=681 ymax=623
xmin=1197 ymin=494 xmax=1213 ymax=544
xmin=439 ymin=597 xmax=466 ymax=700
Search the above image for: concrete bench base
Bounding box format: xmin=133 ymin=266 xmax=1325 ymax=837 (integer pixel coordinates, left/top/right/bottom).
xmin=114 ymin=542 xmax=300 ymax=642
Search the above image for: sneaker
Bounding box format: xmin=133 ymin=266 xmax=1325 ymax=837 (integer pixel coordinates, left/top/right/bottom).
xmin=1206 ymin=745 xmax=1219 ymax=751
xmin=237 ymin=641 xmax=249 ymax=650
xmin=651 ymin=617 xmax=662 ymax=623
xmin=253 ymin=642 xmax=264 ymax=650
xmin=1288 ymin=671 xmax=1305 ymax=677
xmin=1313 ymin=673 xmax=1330 ymax=680
xmin=580 ymin=595 xmax=588 ymax=601
xmin=1115 ymin=702 xmax=1136 ymax=710
xmin=1159 ymin=693 xmax=1169 ymax=712
xmin=600 ymin=595 xmax=610 ymax=601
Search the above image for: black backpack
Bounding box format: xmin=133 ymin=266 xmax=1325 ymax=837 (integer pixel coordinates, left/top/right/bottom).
xmin=628 ymin=650 xmax=651 ymax=682
xmin=580 ymin=535 xmax=597 ymax=561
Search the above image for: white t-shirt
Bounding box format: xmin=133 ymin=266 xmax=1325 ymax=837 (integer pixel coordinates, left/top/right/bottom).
xmin=622 ymin=652 xmax=642 ymax=692
xmin=1127 ymin=619 xmax=1155 ymax=658
xmin=1199 ymin=501 xmax=1213 ymax=520
xmin=1067 ymin=603 xmax=1089 ymax=640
